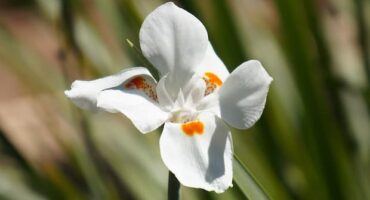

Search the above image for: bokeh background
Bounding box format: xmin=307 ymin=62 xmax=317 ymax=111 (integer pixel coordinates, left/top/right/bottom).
xmin=0 ymin=0 xmax=369 ymax=199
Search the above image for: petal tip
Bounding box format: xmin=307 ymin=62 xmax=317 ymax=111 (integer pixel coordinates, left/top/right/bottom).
xmin=64 ymin=90 xmax=71 ymax=97
xmin=164 ymin=1 xmax=176 ymax=7
xmin=267 ymin=75 xmax=274 ymax=84
xmin=248 ymin=59 xmax=273 ymax=84
xmin=159 ymin=2 xmax=182 ymax=11
xmin=64 ymin=89 xmax=78 ymax=99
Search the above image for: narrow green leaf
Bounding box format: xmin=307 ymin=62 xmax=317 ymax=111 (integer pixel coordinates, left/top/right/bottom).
xmin=233 ymin=156 xmax=270 ymax=200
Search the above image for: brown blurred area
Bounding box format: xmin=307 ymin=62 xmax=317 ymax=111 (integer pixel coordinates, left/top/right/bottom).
xmin=0 ymin=1 xmax=73 ymax=167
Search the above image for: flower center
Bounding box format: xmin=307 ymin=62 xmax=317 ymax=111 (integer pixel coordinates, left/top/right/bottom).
xmin=169 ymin=108 xmax=197 ymax=123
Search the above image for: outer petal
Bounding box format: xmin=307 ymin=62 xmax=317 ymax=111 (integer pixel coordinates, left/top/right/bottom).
xmin=197 ymin=42 xmax=229 ymax=81
xmin=160 ymin=112 xmax=233 ymax=193
xmin=219 ymin=60 xmax=273 ymax=129
xmin=140 ymin=2 xmax=208 ymax=99
xmin=64 ymin=67 xmax=152 ymax=111
xmin=97 ymin=89 xmax=169 ymax=134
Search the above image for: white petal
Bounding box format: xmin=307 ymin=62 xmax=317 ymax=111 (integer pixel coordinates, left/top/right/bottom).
xmin=197 ymin=42 xmax=229 ymax=81
xmin=159 ymin=112 xmax=233 ymax=193
xmin=158 ymin=74 xmax=207 ymax=110
xmin=182 ymin=75 xmax=206 ymax=107
xmin=97 ymin=89 xmax=169 ymax=134
xmin=197 ymin=92 xmax=221 ymax=117
xmin=64 ymin=67 xmax=153 ymax=111
xmin=219 ymin=60 xmax=273 ymax=129
xmin=140 ymin=2 xmax=208 ymax=99
xmin=156 ymin=75 xmax=174 ymax=111
xmin=174 ymin=89 xmax=185 ymax=108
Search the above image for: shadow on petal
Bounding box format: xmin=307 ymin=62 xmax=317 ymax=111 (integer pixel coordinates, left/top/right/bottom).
xmin=205 ymin=117 xmax=227 ymax=182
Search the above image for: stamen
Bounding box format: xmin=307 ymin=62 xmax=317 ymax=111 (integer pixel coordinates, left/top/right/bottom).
xmin=125 ymin=76 xmax=158 ymax=102
xmin=181 ymin=120 xmax=204 ymax=136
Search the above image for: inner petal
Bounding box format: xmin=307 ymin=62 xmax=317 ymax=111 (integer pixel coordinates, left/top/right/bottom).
xmin=169 ymin=108 xmax=197 ymax=123
xmin=163 ymin=73 xmax=222 ymax=125
xmin=125 ymin=76 xmax=158 ymax=102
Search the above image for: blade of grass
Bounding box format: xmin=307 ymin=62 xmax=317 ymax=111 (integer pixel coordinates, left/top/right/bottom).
xmin=303 ymin=0 xmax=365 ymax=198
xmin=60 ymin=1 xmax=123 ymax=198
xmin=354 ymin=0 xmax=370 ymax=87
xmin=272 ymin=0 xmax=360 ymax=199
xmin=354 ymin=0 xmax=370 ymax=112
xmin=233 ymin=156 xmax=269 ymax=200
xmin=125 ymin=38 xmax=159 ymax=80
xmin=353 ymin=1 xmax=370 ymax=198
xmin=89 ymin=114 xmax=168 ymax=200
xmin=303 ymin=0 xmax=355 ymax=150
xmin=0 ymin=128 xmax=66 ymax=199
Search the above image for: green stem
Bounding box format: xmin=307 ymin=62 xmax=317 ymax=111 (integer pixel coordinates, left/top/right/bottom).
xmin=168 ymin=171 xmax=180 ymax=200
xmin=125 ymin=38 xmax=159 ymax=80
xmin=354 ymin=0 xmax=370 ymax=84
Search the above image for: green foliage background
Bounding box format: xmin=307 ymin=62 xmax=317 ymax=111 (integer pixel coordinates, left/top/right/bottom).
xmin=0 ymin=0 xmax=369 ymax=199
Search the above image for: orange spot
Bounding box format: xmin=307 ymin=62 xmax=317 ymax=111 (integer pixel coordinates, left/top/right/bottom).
xmin=125 ymin=76 xmax=158 ymax=102
xmin=126 ymin=77 xmax=145 ymax=89
xmin=205 ymin=72 xmax=222 ymax=86
xmin=181 ymin=121 xmax=204 ymax=136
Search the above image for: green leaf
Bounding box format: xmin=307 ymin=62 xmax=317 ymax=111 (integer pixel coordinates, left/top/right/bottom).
xmin=233 ymin=155 xmax=270 ymax=200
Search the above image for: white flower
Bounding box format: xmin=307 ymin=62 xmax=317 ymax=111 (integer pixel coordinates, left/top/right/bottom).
xmin=64 ymin=2 xmax=272 ymax=193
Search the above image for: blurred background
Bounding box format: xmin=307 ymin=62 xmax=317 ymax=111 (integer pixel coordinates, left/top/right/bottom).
xmin=0 ymin=0 xmax=369 ymax=199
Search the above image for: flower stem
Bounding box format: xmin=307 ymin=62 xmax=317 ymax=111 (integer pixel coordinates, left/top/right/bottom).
xmin=168 ymin=171 xmax=180 ymax=200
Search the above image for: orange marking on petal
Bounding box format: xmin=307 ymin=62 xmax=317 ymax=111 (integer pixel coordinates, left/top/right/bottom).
xmin=181 ymin=121 xmax=204 ymax=136
xmin=203 ymin=72 xmax=222 ymax=96
xmin=126 ymin=76 xmax=145 ymax=89
xmin=205 ymin=72 xmax=222 ymax=86
xmin=125 ymin=76 xmax=158 ymax=102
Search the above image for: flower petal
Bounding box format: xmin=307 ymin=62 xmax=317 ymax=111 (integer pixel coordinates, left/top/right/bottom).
xmin=64 ymin=67 xmax=153 ymax=111
xmin=97 ymin=89 xmax=169 ymax=134
xmin=219 ymin=60 xmax=273 ymax=129
xmin=197 ymin=42 xmax=230 ymax=81
xmin=156 ymin=74 xmax=174 ymax=111
xmin=159 ymin=112 xmax=233 ymax=193
xmin=139 ymin=2 xmax=208 ymax=99
xmin=197 ymin=92 xmax=221 ymax=117
xmin=182 ymin=74 xmax=206 ymax=107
